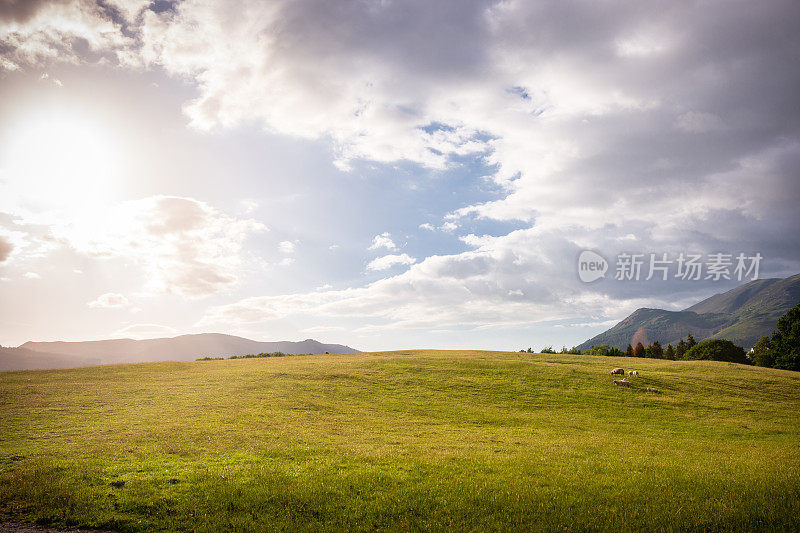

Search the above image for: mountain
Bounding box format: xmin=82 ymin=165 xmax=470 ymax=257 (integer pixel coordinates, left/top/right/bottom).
xmin=578 ymin=273 xmax=800 ymax=351
xmin=1 ymin=334 xmax=358 ymax=371
xmin=0 ymin=346 xmax=103 ymax=371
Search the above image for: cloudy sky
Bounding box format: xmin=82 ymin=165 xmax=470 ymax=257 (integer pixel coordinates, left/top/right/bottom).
xmin=1 ymin=0 xmax=798 ymax=350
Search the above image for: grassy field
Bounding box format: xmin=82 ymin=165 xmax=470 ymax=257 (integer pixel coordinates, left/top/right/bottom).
xmin=1 ymin=350 xmax=799 ymax=531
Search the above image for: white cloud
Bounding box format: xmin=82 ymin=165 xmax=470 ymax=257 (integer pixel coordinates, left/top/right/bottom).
xmin=135 ymin=0 xmax=491 ymax=169
xmin=199 ymin=218 xmax=737 ymax=334
xmin=0 ymin=230 xmax=33 ymax=264
xmin=418 ymin=223 xmax=435 ymax=231
xmin=366 ymin=253 xmax=416 ymax=271
xmin=23 ymin=272 xmax=40 ymax=279
xmin=143 ymin=0 xmax=799 ymax=336
xmin=200 ymin=236 xmax=567 ymax=329
xmin=8 ymin=3 xmax=797 ymax=268
xmin=278 ymin=240 xmax=296 ymax=254
xmin=87 ymin=292 xmax=129 ymax=309
xmin=0 ymin=58 xmax=20 ymax=70
xmin=614 ymin=28 xmax=674 ymax=58
xmin=61 ymin=196 xmax=266 ymax=297
xmin=4 ymin=0 xmax=799 ymax=339
xmin=0 ymin=0 xmax=140 ymax=68
xmin=368 ymin=232 xmax=397 ymax=251
xmin=440 ymin=221 xmax=458 ymax=233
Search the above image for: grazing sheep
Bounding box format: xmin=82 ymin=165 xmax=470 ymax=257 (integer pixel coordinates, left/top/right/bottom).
xmin=613 ymin=379 xmax=631 ymax=387
xmin=628 ymin=370 xmax=639 ymax=377
xmin=647 ymin=387 xmax=660 ymax=393
xmin=611 ymin=368 xmax=625 ymax=375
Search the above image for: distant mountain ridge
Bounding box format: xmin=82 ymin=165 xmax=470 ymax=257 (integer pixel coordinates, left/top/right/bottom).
xmin=578 ymin=273 xmax=800 ymax=351
xmin=0 ymin=346 xmax=103 ymax=371
xmin=1 ymin=333 xmax=359 ymax=371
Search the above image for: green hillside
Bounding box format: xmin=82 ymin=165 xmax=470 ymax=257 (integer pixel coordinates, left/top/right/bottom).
xmin=1 ymin=351 xmax=799 ymax=531
xmin=577 ymin=308 xmax=731 ymax=350
xmin=579 ymin=273 xmax=800 ymax=351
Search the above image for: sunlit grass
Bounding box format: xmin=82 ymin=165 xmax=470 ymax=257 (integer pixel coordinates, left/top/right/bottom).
xmin=1 ymin=351 xmax=799 ymax=531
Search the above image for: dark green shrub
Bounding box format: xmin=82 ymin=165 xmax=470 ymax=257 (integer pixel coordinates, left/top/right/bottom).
xmin=771 ymin=303 xmax=800 ymax=371
xmin=683 ymin=339 xmax=749 ymax=364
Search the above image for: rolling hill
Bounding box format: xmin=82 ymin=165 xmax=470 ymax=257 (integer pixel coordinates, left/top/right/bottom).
xmin=578 ymin=273 xmax=800 ymax=351
xmin=1 ymin=351 xmax=798 ymax=530
xmin=0 ymin=346 xmax=103 ymax=371
xmin=0 ymin=333 xmax=358 ymax=371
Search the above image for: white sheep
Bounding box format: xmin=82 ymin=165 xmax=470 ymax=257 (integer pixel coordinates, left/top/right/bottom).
xmin=628 ymin=370 xmax=639 ymax=377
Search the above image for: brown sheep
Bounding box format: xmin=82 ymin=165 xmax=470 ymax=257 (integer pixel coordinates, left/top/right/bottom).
xmin=610 ymin=368 xmax=625 ymax=375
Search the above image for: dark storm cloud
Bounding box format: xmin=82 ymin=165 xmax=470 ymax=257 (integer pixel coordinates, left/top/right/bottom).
xmin=451 ymin=0 xmax=800 ymax=291
xmin=272 ymin=0 xmax=493 ymax=78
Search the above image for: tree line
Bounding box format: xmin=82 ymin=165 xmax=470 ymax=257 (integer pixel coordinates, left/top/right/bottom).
xmin=197 ymin=351 xmax=318 ymax=361
xmin=526 ymin=336 xmax=699 ymax=360
xmin=748 ymin=303 xmax=800 ymax=371
xmin=523 ymin=302 xmax=800 ymax=371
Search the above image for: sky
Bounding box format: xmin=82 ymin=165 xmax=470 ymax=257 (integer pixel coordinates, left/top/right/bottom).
xmin=0 ymin=0 xmax=799 ymax=351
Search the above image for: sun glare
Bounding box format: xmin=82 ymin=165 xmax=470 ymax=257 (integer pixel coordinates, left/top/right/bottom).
xmin=1 ymin=110 xmax=122 ymax=213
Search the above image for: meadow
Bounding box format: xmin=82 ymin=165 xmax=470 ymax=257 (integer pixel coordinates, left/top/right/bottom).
xmin=1 ymin=350 xmax=799 ymax=531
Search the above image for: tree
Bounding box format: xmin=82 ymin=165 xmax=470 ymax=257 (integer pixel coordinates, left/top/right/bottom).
xmin=683 ymin=339 xmax=749 ymax=365
xmin=771 ymin=303 xmax=800 ymax=371
xmin=750 ymin=336 xmax=773 ymax=367
xmin=651 ymin=341 xmax=664 ymax=358
xmin=585 ymin=345 xmax=610 ymax=356
xmin=676 ymin=338 xmax=688 ymax=358
xmin=634 ymin=342 xmax=645 ymax=357
xmin=665 ymin=343 xmax=676 ymax=360
xmin=625 ymin=344 xmax=633 ymax=357
xmin=687 ymin=334 xmax=697 ymax=349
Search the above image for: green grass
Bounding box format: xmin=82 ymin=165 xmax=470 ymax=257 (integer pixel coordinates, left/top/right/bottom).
xmin=1 ymin=351 xmax=799 ymax=531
